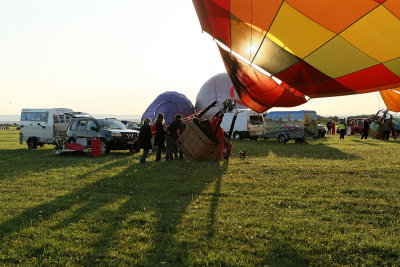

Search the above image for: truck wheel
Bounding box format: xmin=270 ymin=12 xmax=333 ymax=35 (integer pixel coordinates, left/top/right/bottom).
xmin=27 ymin=138 xmax=38 ymax=149
xmin=101 ymin=140 xmax=110 ymax=154
xmin=277 ymin=134 xmax=287 ymax=144
xmin=233 ymin=132 xmax=241 ymax=140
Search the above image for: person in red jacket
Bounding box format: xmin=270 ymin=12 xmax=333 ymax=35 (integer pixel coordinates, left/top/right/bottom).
xmin=210 ymin=114 xmax=232 ymax=161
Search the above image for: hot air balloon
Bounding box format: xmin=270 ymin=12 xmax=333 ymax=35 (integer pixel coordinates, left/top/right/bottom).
xmin=193 ymin=0 xmax=400 ymax=112
xmin=195 ymin=73 xmax=248 ymax=118
xmin=141 ymin=91 xmax=196 ymax=124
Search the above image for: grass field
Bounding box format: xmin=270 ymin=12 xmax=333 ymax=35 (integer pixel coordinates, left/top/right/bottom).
xmin=0 ymin=129 xmax=399 ymax=266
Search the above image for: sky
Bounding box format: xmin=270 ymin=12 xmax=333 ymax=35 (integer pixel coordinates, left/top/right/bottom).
xmin=0 ymin=0 xmax=389 ymax=116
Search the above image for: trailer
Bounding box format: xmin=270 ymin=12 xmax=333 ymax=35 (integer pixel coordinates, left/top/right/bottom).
xmin=263 ymin=110 xmax=318 ymax=143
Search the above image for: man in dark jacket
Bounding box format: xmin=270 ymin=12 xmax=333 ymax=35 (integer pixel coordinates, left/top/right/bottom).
xmin=361 ymin=119 xmax=369 ymax=140
xmin=166 ymin=114 xmax=184 ymax=160
xmin=154 ymin=113 xmax=166 ymax=162
xmin=326 ymin=121 xmax=332 ymax=135
xmin=139 ymin=117 xmax=152 ymax=164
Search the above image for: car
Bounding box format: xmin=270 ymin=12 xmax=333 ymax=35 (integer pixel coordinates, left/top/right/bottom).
xmin=66 ymin=113 xmax=139 ymax=154
xmin=126 ymin=122 xmax=140 ymax=131
xmin=317 ymin=124 xmax=327 ymax=138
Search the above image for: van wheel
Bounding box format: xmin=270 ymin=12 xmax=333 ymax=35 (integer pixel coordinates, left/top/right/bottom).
xmin=233 ymin=132 xmax=241 ymax=140
xmin=27 ymin=138 xmax=38 ymax=149
xmin=277 ymin=134 xmax=287 ymax=144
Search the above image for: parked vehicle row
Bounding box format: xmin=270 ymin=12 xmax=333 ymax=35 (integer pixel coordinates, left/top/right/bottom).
xmin=19 ymin=108 xmax=326 ymax=151
xmin=19 ymin=108 xmax=139 ymax=154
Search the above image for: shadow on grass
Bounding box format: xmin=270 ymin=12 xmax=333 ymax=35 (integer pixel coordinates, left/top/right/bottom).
xmin=237 ymin=140 xmax=358 ymax=160
xmin=207 ymin=167 xmax=223 ymax=238
xmin=0 ymin=148 xmax=86 ymax=182
xmin=385 ymin=139 xmax=400 ymax=145
xmin=351 ymin=139 xmax=379 ymax=146
xmin=264 ymin=239 xmax=310 ymax=267
xmin=0 ymin=157 xmax=228 ymax=265
xmin=0 ymin=147 xmax=134 ymax=183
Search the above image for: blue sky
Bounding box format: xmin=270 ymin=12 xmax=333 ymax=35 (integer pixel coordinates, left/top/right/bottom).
xmin=0 ymin=0 xmax=387 ymax=116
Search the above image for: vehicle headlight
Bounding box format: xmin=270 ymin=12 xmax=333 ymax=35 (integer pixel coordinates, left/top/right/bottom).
xmin=111 ymin=132 xmax=122 ymax=137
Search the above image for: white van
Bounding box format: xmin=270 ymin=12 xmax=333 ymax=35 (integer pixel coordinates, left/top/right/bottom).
xmin=19 ymin=108 xmax=73 ymax=149
xmin=220 ymin=109 xmax=264 ymax=140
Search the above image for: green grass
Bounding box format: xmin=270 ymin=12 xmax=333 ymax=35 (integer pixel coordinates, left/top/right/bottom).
xmin=1 ymin=129 xmax=399 ymax=266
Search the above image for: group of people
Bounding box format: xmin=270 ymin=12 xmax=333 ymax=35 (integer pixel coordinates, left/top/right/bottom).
xmin=326 ymin=116 xmax=397 ymax=140
xmin=333 ymin=119 xmax=370 ymax=139
xmin=138 ymin=113 xmax=232 ymax=164
xmin=138 ymin=114 xmax=185 ymax=164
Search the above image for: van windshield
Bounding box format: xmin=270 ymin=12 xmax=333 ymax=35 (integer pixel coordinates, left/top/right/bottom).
xmin=250 ymin=116 xmax=263 ymax=125
xmin=97 ymin=119 xmax=127 ymax=130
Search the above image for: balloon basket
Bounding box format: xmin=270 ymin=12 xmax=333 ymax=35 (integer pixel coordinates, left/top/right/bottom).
xmin=368 ymin=122 xmax=382 ymax=139
xmin=177 ymin=120 xmax=218 ymax=161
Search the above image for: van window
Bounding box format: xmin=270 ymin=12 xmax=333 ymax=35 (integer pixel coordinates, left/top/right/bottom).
xmin=53 ymin=115 xmax=59 ymax=123
xmin=65 ymin=114 xmax=71 ymax=122
xmin=250 ymin=116 xmax=263 ymax=125
xmin=59 ymin=115 xmax=65 ymax=123
xmin=21 ymin=112 xmax=49 ymax=122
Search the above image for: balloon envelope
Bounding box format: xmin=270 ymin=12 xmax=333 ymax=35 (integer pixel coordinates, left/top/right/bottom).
xmin=141 ymin=91 xmax=196 ymax=124
xmin=195 ymin=73 xmax=248 ymax=118
xmin=193 ymin=0 xmax=400 ymax=112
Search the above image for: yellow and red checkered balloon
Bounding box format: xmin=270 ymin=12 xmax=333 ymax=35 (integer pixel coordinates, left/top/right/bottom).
xmin=193 ymin=0 xmax=400 ymax=112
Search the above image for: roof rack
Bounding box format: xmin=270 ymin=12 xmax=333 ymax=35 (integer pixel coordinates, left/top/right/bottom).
xmin=65 ymin=112 xmax=93 ymax=119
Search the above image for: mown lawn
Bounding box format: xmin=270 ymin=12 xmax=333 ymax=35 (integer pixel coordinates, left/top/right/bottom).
xmin=0 ymin=129 xmax=399 ymax=266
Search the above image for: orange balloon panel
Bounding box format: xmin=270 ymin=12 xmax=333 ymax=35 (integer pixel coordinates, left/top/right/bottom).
xmin=380 ymin=89 xmax=400 ymax=112
xmin=193 ymin=0 xmax=400 ymax=111
xmin=218 ymin=45 xmax=307 ymax=113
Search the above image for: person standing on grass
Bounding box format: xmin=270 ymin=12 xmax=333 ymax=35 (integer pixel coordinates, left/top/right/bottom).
xmin=346 ymin=118 xmax=352 ymax=136
xmin=154 ymin=113 xmax=166 ymax=162
xmin=361 ymin=119 xmax=370 ymax=140
xmin=331 ymin=121 xmax=336 ymax=135
xmin=354 ymin=120 xmax=358 ymax=135
xmin=166 ymin=114 xmax=184 ymax=161
xmin=389 ymin=115 xmax=397 ymax=140
xmin=338 ymin=119 xmax=346 ymax=139
xmin=382 ymin=119 xmax=391 ymax=140
xmin=326 ymin=121 xmax=332 ymax=135
xmin=210 ymin=114 xmax=232 ymax=161
xmin=139 ymin=117 xmax=152 ymax=164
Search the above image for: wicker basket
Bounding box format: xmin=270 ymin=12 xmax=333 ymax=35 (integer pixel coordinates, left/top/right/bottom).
xmin=177 ymin=120 xmax=218 ymax=161
xmin=368 ymin=122 xmax=382 ymax=139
